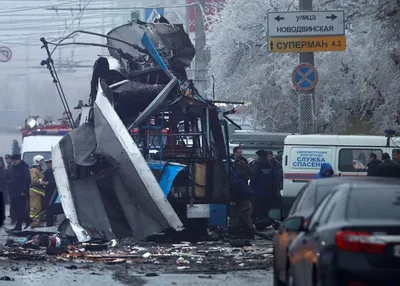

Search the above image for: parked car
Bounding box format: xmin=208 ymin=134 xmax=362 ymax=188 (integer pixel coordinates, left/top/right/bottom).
xmin=285 ymin=178 xmax=400 ymax=286
xmin=273 ymin=177 xmax=373 ymax=286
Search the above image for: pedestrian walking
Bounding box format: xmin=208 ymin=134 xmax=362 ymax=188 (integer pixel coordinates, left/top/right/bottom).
xmin=250 ymin=150 xmax=277 ymax=219
xmin=314 ymin=163 xmax=334 ymax=179
xmin=229 ymin=160 xmax=255 ymax=239
xmin=43 ymin=158 xmax=56 ymax=227
xmin=9 ymin=154 xmax=31 ymax=231
xmin=29 ymin=155 xmax=46 ymax=228
xmin=367 ymin=153 xmax=381 ymax=176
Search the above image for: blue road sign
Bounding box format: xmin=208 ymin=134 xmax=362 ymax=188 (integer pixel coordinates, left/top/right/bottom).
xmin=292 ymin=63 xmax=319 ymax=91
xmin=145 ymin=8 xmax=164 ymax=22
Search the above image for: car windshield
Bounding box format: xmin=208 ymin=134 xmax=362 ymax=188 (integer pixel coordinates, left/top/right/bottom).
xmin=23 ymin=151 xmax=51 ymax=171
xmin=346 ymin=186 xmax=400 ymax=220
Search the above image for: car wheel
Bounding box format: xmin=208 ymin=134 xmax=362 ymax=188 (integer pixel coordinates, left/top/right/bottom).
xmin=286 ymin=264 xmax=294 ymax=286
xmin=273 ymin=260 xmax=285 ymax=286
xmin=312 ymin=266 xmax=322 ymax=286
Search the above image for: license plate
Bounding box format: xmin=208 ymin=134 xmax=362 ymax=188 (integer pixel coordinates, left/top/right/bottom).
xmin=394 ymin=245 xmax=400 ymax=257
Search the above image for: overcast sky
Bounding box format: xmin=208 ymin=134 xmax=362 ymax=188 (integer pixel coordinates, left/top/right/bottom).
xmin=0 ymin=0 xmax=188 ymax=121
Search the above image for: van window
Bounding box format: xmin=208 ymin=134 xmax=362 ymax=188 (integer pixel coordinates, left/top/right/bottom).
xmin=338 ymin=149 xmax=383 ymax=172
xmin=23 ymin=151 xmax=51 ymax=171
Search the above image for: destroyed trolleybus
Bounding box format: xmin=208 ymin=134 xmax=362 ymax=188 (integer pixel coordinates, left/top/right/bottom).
xmin=47 ymin=17 xmax=232 ymax=242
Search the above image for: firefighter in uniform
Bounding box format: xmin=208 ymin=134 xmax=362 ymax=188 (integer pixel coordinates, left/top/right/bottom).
xmin=29 ymin=155 xmax=46 ymax=227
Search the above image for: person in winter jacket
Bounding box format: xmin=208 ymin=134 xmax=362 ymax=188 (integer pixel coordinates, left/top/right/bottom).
xmin=29 ymin=155 xmax=46 ymax=228
xmin=382 ymin=153 xmax=391 ymax=163
xmin=314 ymin=163 xmax=334 ymax=179
xmin=266 ymin=150 xmax=283 ymax=194
xmin=367 ymin=153 xmax=381 ymax=176
xmin=229 ymin=160 xmax=255 ymax=238
xmin=374 ymin=158 xmax=400 ymax=178
xmin=250 ymin=150 xmax=277 ymax=218
xmin=0 ymin=158 xmax=6 ymax=223
xmin=9 ymin=154 xmax=31 ymax=231
xmin=4 ymin=154 xmax=15 ymax=222
xmin=43 ymin=158 xmax=56 ymax=227
xmin=231 ymin=146 xmax=248 ymax=164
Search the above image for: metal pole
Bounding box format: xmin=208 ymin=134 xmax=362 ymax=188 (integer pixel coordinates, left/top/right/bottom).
xmin=194 ymin=0 xmax=208 ymax=97
xmin=299 ymin=0 xmax=316 ymax=134
xmin=25 ymin=38 xmax=31 ymax=113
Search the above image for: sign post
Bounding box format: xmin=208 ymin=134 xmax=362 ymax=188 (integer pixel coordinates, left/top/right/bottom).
xmin=298 ymin=0 xmax=316 ymax=134
xmin=267 ymin=2 xmax=346 ymax=134
xmin=0 ymin=46 xmax=12 ymax=63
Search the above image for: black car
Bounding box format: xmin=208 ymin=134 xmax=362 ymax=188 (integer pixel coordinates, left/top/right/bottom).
xmin=273 ymin=177 xmax=380 ymax=286
xmin=285 ymin=178 xmax=400 ymax=286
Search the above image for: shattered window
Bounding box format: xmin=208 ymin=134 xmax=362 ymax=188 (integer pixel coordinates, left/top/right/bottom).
xmin=338 ymin=149 xmax=383 ymax=172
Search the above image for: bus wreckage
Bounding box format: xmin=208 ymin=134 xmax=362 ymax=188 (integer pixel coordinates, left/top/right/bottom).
xmin=41 ymin=16 xmax=237 ymax=242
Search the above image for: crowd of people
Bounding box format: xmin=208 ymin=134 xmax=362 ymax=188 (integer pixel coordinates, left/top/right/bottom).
xmin=367 ymin=151 xmax=400 ymax=177
xmin=0 ymin=154 xmax=57 ymax=231
xmin=228 ymin=147 xmax=283 ymax=239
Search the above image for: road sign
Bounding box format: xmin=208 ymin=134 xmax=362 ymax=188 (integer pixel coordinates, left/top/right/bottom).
xmin=292 ymin=63 xmax=318 ymax=91
xmin=0 ymin=46 xmax=12 ymax=63
xmin=267 ymin=10 xmax=345 ymax=37
xmin=269 ymin=35 xmax=346 ymax=53
xmin=145 ymin=8 xmax=164 ymax=22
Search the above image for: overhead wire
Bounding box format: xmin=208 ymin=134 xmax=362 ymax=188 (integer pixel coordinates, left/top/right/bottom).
xmin=46 ymin=0 xmax=94 ymax=128
xmin=0 ymin=0 xmax=81 ymax=14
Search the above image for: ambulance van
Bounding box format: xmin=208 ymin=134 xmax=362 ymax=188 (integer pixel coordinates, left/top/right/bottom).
xmin=280 ymin=134 xmax=400 ymax=216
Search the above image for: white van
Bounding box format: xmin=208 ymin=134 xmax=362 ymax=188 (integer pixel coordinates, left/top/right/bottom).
xmin=281 ymin=134 xmax=400 ymax=215
xmin=21 ymin=131 xmax=69 ymax=169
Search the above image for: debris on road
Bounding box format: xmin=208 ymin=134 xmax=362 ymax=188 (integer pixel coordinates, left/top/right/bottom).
xmin=0 ymin=234 xmax=274 ymax=273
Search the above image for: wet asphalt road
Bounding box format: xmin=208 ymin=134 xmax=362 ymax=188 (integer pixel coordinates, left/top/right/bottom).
xmin=0 ymin=208 xmax=273 ymax=286
xmin=0 ymin=261 xmax=272 ymax=286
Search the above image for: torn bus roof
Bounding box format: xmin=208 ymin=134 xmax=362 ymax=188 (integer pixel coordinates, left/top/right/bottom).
xmin=106 ymin=20 xmax=195 ymax=71
xmin=52 ymin=82 xmax=184 ymax=242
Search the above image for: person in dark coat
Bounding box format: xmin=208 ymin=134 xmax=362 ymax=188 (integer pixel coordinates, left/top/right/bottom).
xmin=394 ymin=150 xmax=400 ymax=164
xmin=314 ymin=163 xmax=334 ymax=179
xmin=367 ymin=153 xmax=382 ymax=176
xmin=231 ymin=146 xmax=248 ymax=164
xmin=4 ymin=154 xmax=15 ymax=222
xmin=0 ymin=158 xmax=6 ymax=216
xmin=382 ymin=153 xmax=391 ymax=163
xmin=374 ymin=158 xmax=400 ymax=178
xmin=250 ymin=150 xmax=277 ymax=219
xmin=266 ymin=150 xmax=283 ymax=194
xmin=9 ymin=154 xmax=31 ymax=231
xmin=43 ymin=158 xmax=57 ymax=227
xmin=229 ymin=160 xmax=255 ymax=238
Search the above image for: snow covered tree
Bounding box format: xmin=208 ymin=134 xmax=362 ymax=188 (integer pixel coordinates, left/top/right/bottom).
xmin=207 ymin=0 xmax=400 ymax=133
